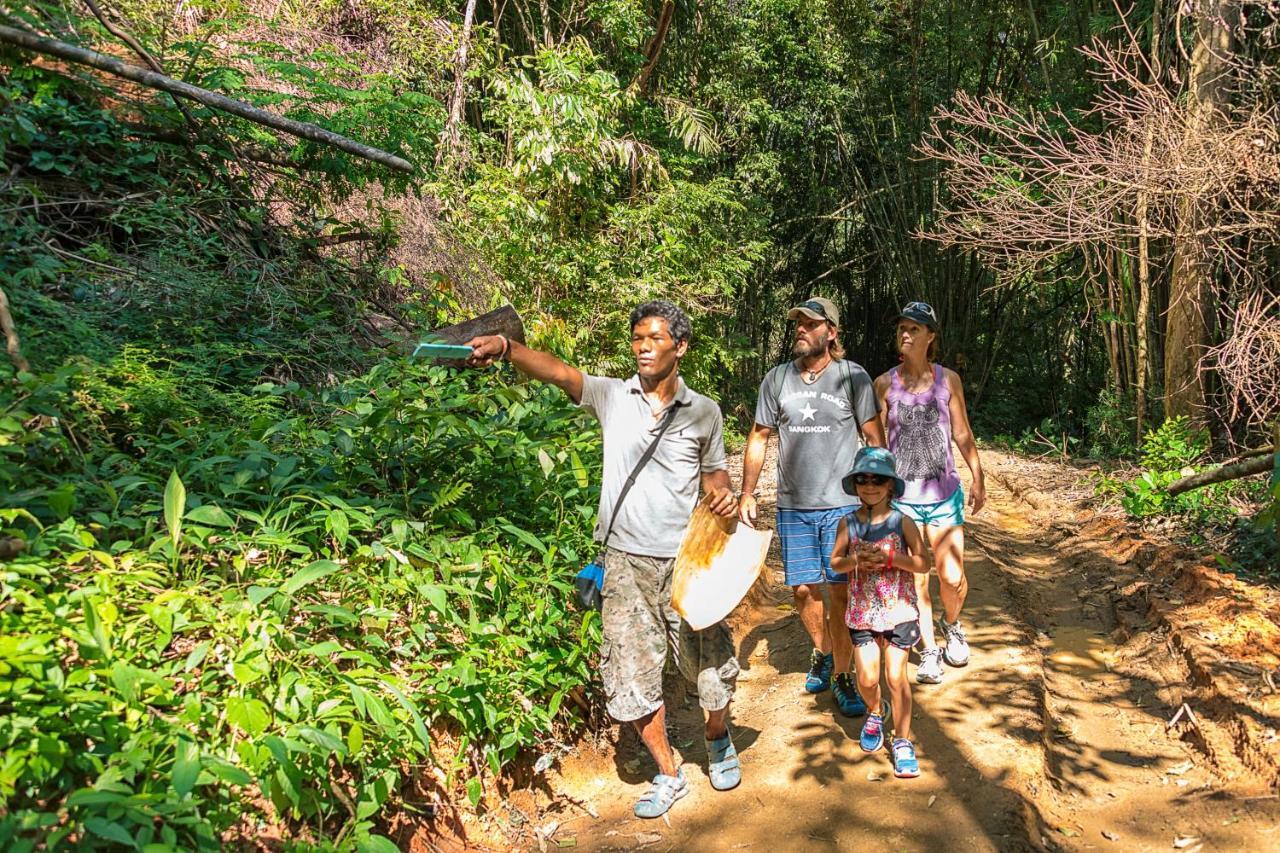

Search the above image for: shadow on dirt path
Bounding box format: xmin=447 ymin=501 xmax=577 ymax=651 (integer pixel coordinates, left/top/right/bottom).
xmin=524 ymin=449 xmax=1280 ymax=852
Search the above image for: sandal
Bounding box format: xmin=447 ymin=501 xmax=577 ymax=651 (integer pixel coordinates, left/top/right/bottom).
xmin=706 ymin=733 xmax=741 ymax=791
xmin=633 ymin=768 xmax=688 ymax=818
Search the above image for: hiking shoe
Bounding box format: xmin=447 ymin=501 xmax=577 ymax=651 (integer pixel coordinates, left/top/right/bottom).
xmin=804 ymin=649 xmax=834 ymax=694
xmin=860 ymin=712 xmax=886 ymax=753
xmin=832 ymin=672 xmax=867 ymax=717
xmin=916 ymin=648 xmax=944 ymax=684
xmin=940 ymin=617 xmax=970 ymax=667
xmin=891 ymin=738 xmax=920 ymax=778
xmin=633 ymin=768 xmax=688 ymax=818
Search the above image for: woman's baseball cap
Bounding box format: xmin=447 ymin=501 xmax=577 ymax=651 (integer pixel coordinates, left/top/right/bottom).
xmin=895 ymin=301 xmax=939 ymax=329
xmin=841 ymin=446 xmax=906 ymax=499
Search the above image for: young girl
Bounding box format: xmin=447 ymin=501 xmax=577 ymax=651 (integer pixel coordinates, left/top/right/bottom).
xmin=830 ymin=447 xmax=929 ymax=778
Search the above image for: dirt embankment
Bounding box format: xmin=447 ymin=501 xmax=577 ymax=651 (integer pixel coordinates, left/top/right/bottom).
xmin=416 ymin=448 xmax=1280 ymax=852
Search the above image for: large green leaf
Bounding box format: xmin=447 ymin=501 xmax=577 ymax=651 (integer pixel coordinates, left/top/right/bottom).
xmin=282 ymin=559 xmax=342 ymax=594
xmin=171 ymin=739 xmax=201 ymax=797
xmin=164 ymin=470 xmax=186 ymax=549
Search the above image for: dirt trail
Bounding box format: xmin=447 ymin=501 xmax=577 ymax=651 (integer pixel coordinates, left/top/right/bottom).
xmin=519 ymin=449 xmax=1279 ymax=852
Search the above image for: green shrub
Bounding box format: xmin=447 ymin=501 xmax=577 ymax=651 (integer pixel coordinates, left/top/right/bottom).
xmin=1 ymin=360 xmax=603 ymax=850
xmin=1118 ymin=417 xmax=1235 ymax=524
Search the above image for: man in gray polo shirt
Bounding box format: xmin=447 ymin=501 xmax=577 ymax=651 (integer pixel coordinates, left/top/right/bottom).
xmin=467 ymin=300 xmax=741 ymax=819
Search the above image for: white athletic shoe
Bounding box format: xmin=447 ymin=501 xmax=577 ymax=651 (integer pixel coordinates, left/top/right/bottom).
xmin=916 ymin=648 xmax=944 ymax=684
xmin=940 ymin=617 xmax=970 ymax=667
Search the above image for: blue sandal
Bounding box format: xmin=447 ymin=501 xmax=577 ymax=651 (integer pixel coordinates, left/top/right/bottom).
xmin=706 ymin=733 xmax=741 ymax=791
xmin=634 ymin=768 xmax=689 ymax=818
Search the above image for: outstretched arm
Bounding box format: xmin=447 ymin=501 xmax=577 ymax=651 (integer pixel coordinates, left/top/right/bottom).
xmin=946 ymin=369 xmax=985 ymax=513
xmin=467 ymin=336 xmax=585 ymax=403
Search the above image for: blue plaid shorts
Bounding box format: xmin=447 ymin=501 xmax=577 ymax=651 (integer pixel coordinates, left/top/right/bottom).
xmin=777 ymin=506 xmax=858 ymax=586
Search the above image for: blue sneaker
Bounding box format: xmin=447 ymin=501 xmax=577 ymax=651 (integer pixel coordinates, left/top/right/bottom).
xmin=859 ymin=712 xmax=885 ymax=752
xmin=804 ymin=649 xmax=833 ymax=694
xmin=891 ymin=738 xmax=920 ymax=778
xmin=832 ymin=672 xmax=867 ymax=717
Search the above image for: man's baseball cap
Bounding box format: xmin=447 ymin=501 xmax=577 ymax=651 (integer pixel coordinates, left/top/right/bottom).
xmin=787 ymin=297 xmax=839 ymax=325
xmin=895 ymin=301 xmax=939 ymax=329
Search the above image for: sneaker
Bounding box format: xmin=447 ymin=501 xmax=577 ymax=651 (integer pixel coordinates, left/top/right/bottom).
xmin=804 ymin=649 xmax=833 ymax=694
xmin=916 ymin=648 xmax=944 ymax=684
xmin=859 ymin=712 xmax=885 ymax=752
xmin=940 ymin=617 xmax=970 ymax=667
xmin=832 ymin=672 xmax=867 ymax=717
xmin=891 ymin=738 xmax=920 ymax=778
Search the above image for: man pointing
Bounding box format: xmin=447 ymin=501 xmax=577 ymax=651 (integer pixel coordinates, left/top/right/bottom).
xmin=467 ymin=300 xmax=741 ymax=819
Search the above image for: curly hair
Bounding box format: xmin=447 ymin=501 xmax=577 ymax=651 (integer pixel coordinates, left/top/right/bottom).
xmin=630 ymin=300 xmax=692 ymax=344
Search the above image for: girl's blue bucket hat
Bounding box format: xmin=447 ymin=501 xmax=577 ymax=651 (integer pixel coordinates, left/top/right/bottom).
xmin=841 ymin=446 xmax=906 ymax=499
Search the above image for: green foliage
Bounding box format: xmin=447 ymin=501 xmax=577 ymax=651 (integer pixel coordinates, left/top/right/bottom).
xmin=1083 ymin=390 xmax=1138 ymax=459
xmin=1117 ymin=417 xmax=1239 ymax=523
xmin=1 ymin=356 xmax=602 ymax=849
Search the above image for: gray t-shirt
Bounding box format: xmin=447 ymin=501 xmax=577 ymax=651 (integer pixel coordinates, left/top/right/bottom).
xmin=579 ymin=374 xmax=728 ymax=559
xmin=755 ymin=360 xmax=879 ymax=509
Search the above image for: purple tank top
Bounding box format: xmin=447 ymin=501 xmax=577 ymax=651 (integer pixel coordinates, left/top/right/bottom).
xmin=886 ymin=364 xmax=961 ymax=504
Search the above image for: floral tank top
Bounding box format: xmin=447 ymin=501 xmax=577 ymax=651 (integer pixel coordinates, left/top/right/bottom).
xmin=886 ymin=364 xmax=961 ymax=504
xmin=843 ymin=508 xmax=919 ymax=631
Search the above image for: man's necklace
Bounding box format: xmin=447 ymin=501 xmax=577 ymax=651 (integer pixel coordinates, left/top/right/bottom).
xmin=800 ymin=357 xmax=832 ymax=384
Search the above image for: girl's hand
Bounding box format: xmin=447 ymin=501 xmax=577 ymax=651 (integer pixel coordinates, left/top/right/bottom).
xmin=857 ymin=542 xmax=888 ymax=569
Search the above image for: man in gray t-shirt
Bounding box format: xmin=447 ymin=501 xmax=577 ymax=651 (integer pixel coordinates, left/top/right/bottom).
xmin=467 ymin=300 xmax=742 ymax=819
xmin=739 ymin=297 xmax=884 ymax=719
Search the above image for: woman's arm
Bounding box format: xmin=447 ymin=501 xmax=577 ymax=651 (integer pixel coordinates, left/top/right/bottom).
xmin=829 ymin=518 xmax=854 ymax=575
xmin=946 ymin=369 xmax=986 ymax=513
xmin=872 ymin=372 xmax=892 ymax=443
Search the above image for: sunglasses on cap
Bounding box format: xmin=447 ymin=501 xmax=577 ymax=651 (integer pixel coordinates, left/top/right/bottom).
xmin=852 ymin=474 xmax=891 ymax=486
xmin=802 ymin=300 xmax=835 ymax=320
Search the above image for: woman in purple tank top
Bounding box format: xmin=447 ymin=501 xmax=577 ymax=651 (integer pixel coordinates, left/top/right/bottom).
xmin=873 ymin=302 xmax=986 ymax=686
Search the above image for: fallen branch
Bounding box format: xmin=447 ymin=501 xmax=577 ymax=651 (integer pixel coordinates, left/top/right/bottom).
xmin=0 ymin=24 xmax=414 ymax=173
xmin=1165 ymin=452 xmax=1275 ymax=496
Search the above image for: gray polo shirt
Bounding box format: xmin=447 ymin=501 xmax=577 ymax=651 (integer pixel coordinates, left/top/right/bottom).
xmin=578 ymin=373 xmax=728 ymax=559
xmin=755 ymin=360 xmax=879 ymax=509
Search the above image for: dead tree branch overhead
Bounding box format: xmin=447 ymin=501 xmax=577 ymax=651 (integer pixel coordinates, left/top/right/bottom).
xmin=0 ymin=24 xmax=415 ymax=173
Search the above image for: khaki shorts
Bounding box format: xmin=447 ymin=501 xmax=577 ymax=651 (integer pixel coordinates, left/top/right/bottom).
xmin=600 ymin=548 xmax=739 ymax=722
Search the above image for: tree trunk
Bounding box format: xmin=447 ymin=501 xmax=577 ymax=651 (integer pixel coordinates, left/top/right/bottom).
xmin=1164 ymin=1 xmax=1238 ymax=424
xmin=437 ymin=0 xmax=478 ymax=168
xmin=1133 ymin=0 xmax=1164 ymax=442
xmin=0 ymin=285 xmax=30 ymax=374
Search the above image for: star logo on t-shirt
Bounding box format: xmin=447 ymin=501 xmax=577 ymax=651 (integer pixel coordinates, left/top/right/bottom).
xmin=799 ymin=403 xmax=817 ymax=421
